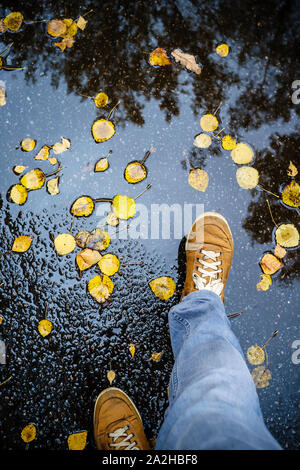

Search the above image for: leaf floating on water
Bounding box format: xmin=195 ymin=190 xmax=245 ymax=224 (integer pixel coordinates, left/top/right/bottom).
xmin=274 ymin=244 xmax=287 ymax=259
xmin=256 ymin=274 xmax=272 ymax=292
xmin=12 ymin=235 xmax=33 ymax=253
xmin=216 ymin=43 xmax=229 ymax=57
xmin=281 ymin=180 xmax=300 ymax=208
xmin=92 ymin=119 xmax=115 ymax=143
xmin=21 ymin=138 xmax=36 ymax=152
xmin=47 ymin=19 xmax=67 ymax=37
xmin=34 ymin=145 xmax=50 ymax=161
xmin=75 ymin=230 xmax=90 ymax=248
xmin=125 ymin=162 xmax=147 ymax=183
xmin=21 ymin=424 xmax=36 ymax=443
xmin=13 ymin=165 xmax=28 ymax=175
xmin=9 ymin=184 xmax=28 ymax=205
xmin=149 ymin=276 xmax=176 ymax=300
xmin=129 ymin=343 xmax=136 ymax=358
xmin=193 ymin=133 xmax=212 ymax=149
xmin=107 ymin=370 xmax=116 ymax=385
xmin=38 ymin=319 xmax=53 ymax=337
xmin=200 ymin=114 xmax=218 ymax=132
xmin=236 ymin=166 xmax=259 ymax=189
xmin=247 ymin=345 xmax=265 ymax=365
xmin=20 ymin=168 xmax=45 ymax=190
xmin=52 ymin=137 xmax=71 ymax=154
xmin=86 ymin=229 xmax=110 ymax=251
xmin=222 ymin=135 xmax=236 ymax=150
xmin=54 ymin=37 xmax=75 ymax=51
xmin=151 ymin=352 xmax=163 ymax=362
xmin=77 ymin=15 xmax=88 ymax=31
xmin=76 ymin=248 xmax=101 ymax=271
xmin=61 ymin=18 xmax=78 ymax=38
xmin=4 ymin=12 xmax=23 ymax=31
xmin=49 ymin=157 xmax=58 ymax=165
xmin=106 ymin=212 xmax=119 ymax=227
xmin=287 ymin=161 xmax=298 ymax=178
xmin=231 ymin=143 xmax=254 ymax=164
xmin=149 ymin=48 xmax=171 ymax=66
xmin=71 ymin=196 xmax=95 ymax=217
xmin=259 ymin=253 xmax=283 ymax=275
xmin=54 ymin=233 xmax=76 ymax=255
xmin=46 ymin=176 xmax=60 ymax=195
xmin=188 ymin=168 xmax=209 ymax=192
xmin=275 ymin=224 xmax=299 ymax=248
xmin=112 ymin=194 xmax=136 ymax=220
xmin=98 ymin=254 xmax=120 ymax=276
xmin=94 ymin=158 xmax=109 ymax=172
xmin=251 ymin=366 xmax=271 ymax=389
xmin=88 ymin=274 xmax=114 ymax=303
xmin=94 ymin=92 xmax=109 ymax=108
xmin=171 ymin=49 xmax=201 ymax=74
xmin=0 ymin=19 xmax=8 ymax=33
xmin=67 ymin=431 xmax=88 ymax=451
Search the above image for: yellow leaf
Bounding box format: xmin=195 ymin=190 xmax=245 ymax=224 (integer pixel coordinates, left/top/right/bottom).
xmin=47 ymin=19 xmax=67 ymax=37
xmin=12 ymin=235 xmax=33 ymax=253
xmin=54 ymin=38 xmax=75 ymax=51
xmin=76 ymin=248 xmax=101 ymax=271
xmin=129 ymin=343 xmax=136 ymax=358
xmin=231 ymin=143 xmax=254 ymax=164
xmin=287 ymin=161 xmax=298 ymax=177
xmin=4 ymin=12 xmax=23 ymax=31
xmin=94 ymin=158 xmax=109 ymax=172
xmin=38 ymin=319 xmax=53 ymax=337
xmin=106 ymin=212 xmax=119 ymax=227
xmin=151 ymin=352 xmax=162 ymax=362
xmin=52 ymin=137 xmax=71 ymax=154
xmin=107 ymin=370 xmax=116 ymax=385
xmin=216 ymin=43 xmax=229 ymax=57
xmin=281 ymin=180 xmax=300 ymax=208
xmin=21 ymin=138 xmax=36 ymax=152
xmin=75 ymin=230 xmax=90 ymax=248
xmin=247 ymin=345 xmax=265 ymax=365
xmin=236 ymin=166 xmax=259 ymax=189
xmin=54 ymin=233 xmax=76 ymax=255
xmin=71 ymin=196 xmax=95 ymax=217
xmin=61 ymin=18 xmax=77 ymax=38
xmin=98 ymin=254 xmax=120 ymax=276
xmin=49 ymin=157 xmax=58 ymax=165
xmin=193 ymin=133 xmax=212 ymax=149
xmin=222 ymin=135 xmax=236 ymax=150
xmin=0 ymin=19 xmax=8 ymax=33
xmin=188 ymin=168 xmax=209 ymax=192
xmin=200 ymin=114 xmax=218 ymax=132
xmin=34 ymin=145 xmax=50 ymax=161
xmin=170 ymin=49 xmax=201 ymax=74
xmin=112 ymin=195 xmax=136 ymax=220
xmin=67 ymin=431 xmax=87 ymax=451
xmin=259 ymin=253 xmax=283 ymax=275
xmin=86 ymin=229 xmax=110 ymax=251
xmin=256 ymin=274 xmax=272 ymax=292
xmin=149 ymin=276 xmax=176 ymax=300
xmin=88 ymin=274 xmax=114 ymax=304
xmin=46 ymin=176 xmax=60 ymax=195
xmin=251 ymin=366 xmax=271 ymax=389
xmin=9 ymin=184 xmax=28 ymax=205
xmin=77 ymin=15 xmax=87 ymax=31
xmin=21 ymin=424 xmax=36 ymax=443
xmin=13 ymin=165 xmax=28 ymax=175
xmin=0 ymin=82 xmax=6 ymax=106
xmin=20 ymin=169 xmax=45 ymax=190
xmin=94 ymin=92 xmax=109 ymax=108
xmin=274 ymin=244 xmax=287 ymax=259
xmin=149 ymin=48 xmax=171 ymax=66
xmin=92 ymin=119 xmax=115 ymax=143
xmin=275 ymin=224 xmax=299 ymax=248
xmin=125 ymin=162 xmax=147 ymax=183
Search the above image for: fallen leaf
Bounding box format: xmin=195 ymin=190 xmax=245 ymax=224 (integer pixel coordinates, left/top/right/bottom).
xmin=216 ymin=43 xmax=229 ymax=57
xmin=193 ymin=133 xmax=212 ymax=149
xmin=76 ymin=248 xmax=101 ymax=271
xmin=21 ymin=424 xmax=36 ymax=443
xmin=75 ymin=230 xmax=90 ymax=248
xmin=247 ymin=345 xmax=265 ymax=365
xmin=94 ymin=158 xmax=109 ymax=172
xmin=112 ymin=195 xmax=136 ymax=219
xmin=21 ymin=138 xmax=36 ymax=152
xmin=149 ymin=48 xmax=171 ymax=66
xmin=71 ymin=196 xmax=95 ymax=217
xmin=200 ymin=114 xmax=218 ymax=132
xmin=0 ymin=82 xmax=6 ymax=106
xmin=52 ymin=137 xmax=71 ymax=154
xmin=274 ymin=244 xmax=287 ymax=259
xmin=49 ymin=157 xmax=58 ymax=165
xmin=9 ymin=184 xmax=28 ymax=205
xmin=124 ymin=162 xmax=147 ymax=183
xmin=281 ymin=180 xmax=300 ymax=208
xmin=98 ymin=254 xmax=120 ymax=276
xmin=188 ymin=168 xmax=209 ymax=192
xmin=46 ymin=176 xmax=60 ymax=195
xmin=236 ymin=166 xmax=259 ymax=189
xmin=92 ymin=119 xmax=115 ymax=143
xmin=77 ymin=15 xmax=87 ymax=31
xmin=54 ymin=233 xmax=76 ymax=255
xmin=0 ymin=19 xmax=8 ymax=33
xmin=106 ymin=212 xmax=119 ymax=227
xmin=54 ymin=37 xmax=75 ymax=51
xmin=61 ymin=18 xmax=78 ymax=38
xmin=287 ymin=161 xmax=298 ymax=177
xmin=34 ymin=145 xmax=50 ymax=161
xmin=171 ymin=49 xmax=201 ymax=74
xmin=129 ymin=343 xmax=136 ymax=358
xmin=256 ymin=274 xmax=272 ymax=292
xmin=107 ymin=370 xmax=116 ymax=385
xmin=12 ymin=235 xmax=33 ymax=253
xmin=47 ymin=19 xmax=67 ymax=37
xmin=86 ymin=229 xmax=110 ymax=251
xmin=38 ymin=319 xmax=53 ymax=337
xmin=20 ymin=169 xmax=45 ymax=190
xmin=94 ymin=92 xmax=109 ymax=108
xmin=151 ymin=352 xmax=163 ymax=362
xmin=259 ymin=253 xmax=283 ymax=275
xmin=13 ymin=165 xmax=28 ymax=175
xmin=149 ymin=276 xmax=176 ymax=300
xmin=222 ymin=135 xmax=236 ymax=150
xmin=251 ymin=366 xmax=271 ymax=389
xmin=231 ymin=143 xmax=254 ymax=164
xmin=4 ymin=12 xmax=23 ymax=31
xmin=275 ymin=224 xmax=299 ymax=248
xmin=88 ymin=274 xmax=114 ymax=303
xmin=67 ymin=431 xmax=87 ymax=451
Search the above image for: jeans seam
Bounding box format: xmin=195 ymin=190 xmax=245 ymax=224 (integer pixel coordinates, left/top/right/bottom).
xmin=169 ymin=312 xmax=191 ymax=400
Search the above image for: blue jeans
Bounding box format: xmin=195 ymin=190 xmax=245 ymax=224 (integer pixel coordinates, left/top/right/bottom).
xmin=156 ymin=290 xmax=281 ymax=450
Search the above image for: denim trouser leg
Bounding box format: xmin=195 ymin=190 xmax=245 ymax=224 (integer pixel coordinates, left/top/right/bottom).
xmin=155 ymin=290 xmax=281 ymax=450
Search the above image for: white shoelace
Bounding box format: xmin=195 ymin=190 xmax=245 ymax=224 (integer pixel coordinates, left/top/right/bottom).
xmin=193 ymin=249 xmax=223 ymax=296
xmin=108 ymin=425 xmax=139 ymax=450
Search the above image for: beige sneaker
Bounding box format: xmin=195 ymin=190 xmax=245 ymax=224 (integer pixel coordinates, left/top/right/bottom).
xmin=94 ymin=387 xmax=150 ymax=450
xmin=181 ymin=212 xmax=234 ymax=303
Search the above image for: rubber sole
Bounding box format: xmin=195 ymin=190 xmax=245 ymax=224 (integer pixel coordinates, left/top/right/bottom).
xmin=185 ymin=211 xmax=233 ymax=250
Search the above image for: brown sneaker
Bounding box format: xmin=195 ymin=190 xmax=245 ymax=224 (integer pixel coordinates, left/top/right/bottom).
xmin=93 ymin=387 xmax=150 ymax=450
xmin=181 ymin=212 xmax=234 ymax=303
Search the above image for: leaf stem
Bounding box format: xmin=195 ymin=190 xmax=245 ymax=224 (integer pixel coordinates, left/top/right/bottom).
xmin=266 ymin=199 xmax=278 ymax=227
xmin=3 ymin=66 xmax=24 ymax=71
xmin=92 ymin=197 xmax=113 ymax=203
xmin=262 ymin=330 xmax=278 ymax=349
xmin=0 ymin=43 xmax=13 ymax=57
xmin=120 ymin=261 xmax=144 ymax=266
xmin=134 ymin=184 xmax=152 ymax=200
xmin=227 ymin=312 xmax=242 ymax=319
xmin=140 ymin=150 xmax=151 ymax=165
xmin=258 ymin=185 xmax=279 ymax=198
xmin=213 ymin=101 xmax=222 ymax=115
xmin=107 ymin=101 xmax=120 ymax=120
xmin=0 ymin=376 xmax=12 ymax=387
xmin=45 ymin=165 xmax=63 ymax=178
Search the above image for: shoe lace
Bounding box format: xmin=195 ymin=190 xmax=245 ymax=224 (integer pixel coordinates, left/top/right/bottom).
xmin=193 ymin=249 xmax=223 ymax=296
xmin=108 ymin=425 xmax=139 ymax=450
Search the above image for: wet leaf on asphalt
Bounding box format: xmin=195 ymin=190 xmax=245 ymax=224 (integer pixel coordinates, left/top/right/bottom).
xmin=88 ymin=274 xmax=114 ymax=303
xmin=13 ymin=165 xmax=28 ymax=175
xmin=77 ymin=16 xmax=88 ymax=31
xmin=222 ymin=135 xmax=236 ymax=150
xmin=274 ymin=244 xmax=287 ymax=259
xmin=256 ymin=274 xmax=272 ymax=291
xmin=106 ymin=212 xmax=119 ymax=227
xmin=92 ymin=119 xmax=115 ymax=143
xmin=21 ymin=138 xmax=36 ymax=152
xmin=12 ymin=235 xmax=33 ymax=253
xmin=216 ymin=43 xmax=229 ymax=57
xmin=21 ymin=424 xmax=36 ymax=443
xmin=54 ymin=37 xmax=75 ymax=51
xmin=275 ymin=224 xmax=299 ymax=248
xmin=61 ymin=19 xmax=78 ymax=38
xmin=20 ymin=168 xmax=45 ymax=190
xmin=188 ymin=168 xmax=209 ymax=192
xmin=171 ymin=49 xmax=201 ymax=74
xmin=76 ymin=248 xmax=102 ymax=271
xmin=200 ymin=114 xmax=218 ymax=132
xmin=125 ymin=162 xmax=147 ymax=183
xmin=67 ymin=431 xmax=87 ymax=450
xmin=52 ymin=137 xmax=71 ymax=154
xmin=54 ymin=233 xmax=76 ymax=255
xmin=94 ymin=157 xmax=109 ymax=172
xmin=231 ymin=143 xmax=254 ymax=164
xmin=236 ymin=166 xmax=259 ymax=189
xmin=247 ymin=345 xmax=265 ymax=365
xmin=149 ymin=276 xmax=176 ymax=300
xmin=86 ymin=229 xmax=110 ymax=251
xmin=149 ymin=48 xmax=171 ymax=66
xmin=98 ymin=254 xmax=120 ymax=276
xmin=281 ymin=180 xmax=300 ymax=208
xmin=4 ymin=12 xmax=23 ymax=31
xmin=71 ymin=196 xmax=95 ymax=217
xmin=259 ymin=253 xmax=283 ymax=275
xmin=34 ymin=145 xmax=50 ymax=161
xmin=9 ymin=184 xmax=28 ymax=205
xmin=112 ymin=195 xmax=136 ymax=219
xmin=287 ymin=161 xmax=298 ymax=178
xmin=193 ymin=133 xmax=212 ymax=149
xmin=251 ymin=366 xmax=272 ymax=389
xmin=129 ymin=343 xmax=136 ymax=358
xmin=151 ymin=352 xmax=163 ymax=362
xmin=107 ymin=370 xmax=116 ymax=385
xmin=94 ymin=92 xmax=109 ymax=108
xmin=75 ymin=230 xmax=90 ymax=248
xmin=47 ymin=19 xmax=67 ymax=37
xmin=46 ymin=176 xmax=60 ymax=195
xmin=38 ymin=319 xmax=53 ymax=337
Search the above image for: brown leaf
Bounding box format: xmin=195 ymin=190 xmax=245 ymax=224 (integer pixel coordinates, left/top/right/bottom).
xmin=274 ymin=244 xmax=287 ymax=259
xmin=0 ymin=19 xmax=8 ymax=33
xmin=77 ymin=16 xmax=87 ymax=31
xmin=259 ymin=253 xmax=283 ymax=275
xmin=171 ymin=49 xmax=202 ymax=75
xmin=287 ymin=161 xmax=298 ymax=177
